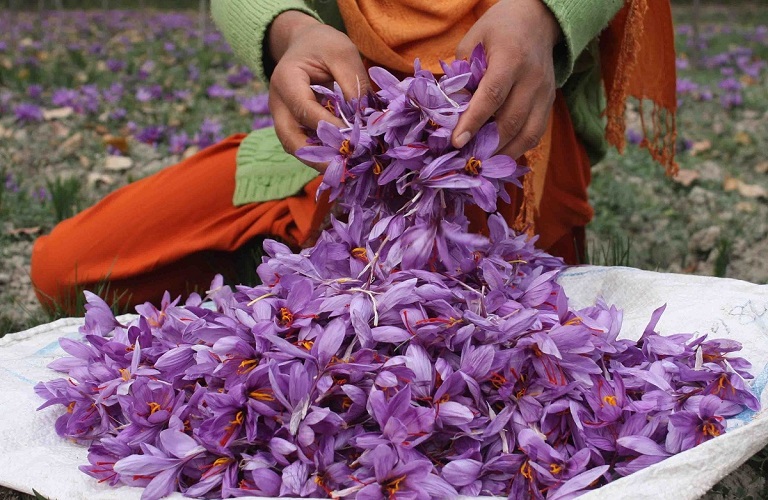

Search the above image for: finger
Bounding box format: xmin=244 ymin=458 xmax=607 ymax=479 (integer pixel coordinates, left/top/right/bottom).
xmin=489 ymin=84 xmax=535 ymax=153
xmin=452 ymin=61 xmax=516 ymax=149
xmin=502 ymin=96 xmax=553 ymax=160
xmin=270 ymin=94 xmax=327 ymax=172
xmin=272 ymin=65 xmax=343 ymax=132
xmin=328 ymin=45 xmax=372 ymax=101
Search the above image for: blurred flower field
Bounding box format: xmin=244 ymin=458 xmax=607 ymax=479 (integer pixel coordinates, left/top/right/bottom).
xmin=0 ymin=4 xmax=767 ymax=496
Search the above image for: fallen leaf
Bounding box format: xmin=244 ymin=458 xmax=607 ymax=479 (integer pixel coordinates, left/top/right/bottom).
xmin=8 ymin=226 xmax=41 ymax=237
xmin=689 ymin=139 xmax=711 ymax=156
xmin=723 ymin=176 xmax=768 ymax=199
xmin=755 ymin=161 xmax=768 ymax=174
xmin=104 ymin=155 xmax=133 ymax=171
xmin=103 ymin=134 xmax=130 ymax=154
xmin=735 ymin=202 xmax=756 ymax=213
xmin=738 ymin=182 xmax=767 ymax=199
xmin=182 ymin=146 xmax=199 ymax=159
xmin=57 ymin=132 xmax=84 ymax=157
xmin=43 ymin=107 xmax=73 ymax=120
xmin=723 ymin=176 xmax=740 ymax=192
xmin=733 ymin=131 xmax=752 ymax=146
xmin=87 ymin=172 xmax=115 ymax=187
xmin=673 ymin=169 xmax=700 ymax=187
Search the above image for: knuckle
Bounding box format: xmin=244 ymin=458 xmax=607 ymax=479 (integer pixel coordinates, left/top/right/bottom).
xmin=496 ymin=113 xmax=523 ymax=140
xmin=522 ymin=132 xmax=541 ymax=151
xmin=483 ymin=81 xmax=509 ymax=109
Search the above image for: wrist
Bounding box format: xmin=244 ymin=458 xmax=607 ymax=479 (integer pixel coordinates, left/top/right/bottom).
xmin=268 ymin=10 xmax=321 ymax=63
xmin=534 ymin=0 xmax=564 ymax=48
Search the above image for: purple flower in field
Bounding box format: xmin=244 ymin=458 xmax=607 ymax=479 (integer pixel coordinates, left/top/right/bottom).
xmin=239 ymin=94 xmax=270 ymax=115
xmin=251 ymin=116 xmax=274 ymax=130
xmin=4 ymin=174 xmax=19 ymax=193
xmin=51 ymin=88 xmax=78 ymax=108
xmin=105 ymin=58 xmax=126 ymax=73
xmin=172 ymin=89 xmax=191 ymax=101
xmin=676 ymin=77 xmax=699 ymax=95
xmin=187 ymin=64 xmax=200 ymax=82
xmin=136 ymin=125 xmax=165 ymax=146
xmin=14 ymin=103 xmax=44 ymax=123
xmin=719 ymin=77 xmax=742 ymax=91
xmin=627 ymin=128 xmax=643 ymax=145
xmin=227 ymin=65 xmax=254 ymax=87
xmin=102 ymin=82 xmax=124 ymax=105
xmin=675 ymin=57 xmax=690 ymax=70
xmin=207 ymin=84 xmax=235 ymax=99
xmin=108 ymin=108 xmax=127 ymax=121
xmin=168 ymin=132 xmax=189 ymax=155
xmin=32 ymin=186 xmax=50 ymax=203
xmin=137 ymin=59 xmax=155 ymax=80
xmin=27 ymin=84 xmax=43 ymax=100
xmin=135 ymin=86 xmax=158 ymax=103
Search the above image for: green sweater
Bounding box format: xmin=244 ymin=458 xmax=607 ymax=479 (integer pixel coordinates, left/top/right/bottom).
xmin=211 ymin=0 xmax=623 ymax=206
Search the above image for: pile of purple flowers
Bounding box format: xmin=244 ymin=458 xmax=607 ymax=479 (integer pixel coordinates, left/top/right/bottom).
xmin=36 ymin=47 xmax=759 ymax=500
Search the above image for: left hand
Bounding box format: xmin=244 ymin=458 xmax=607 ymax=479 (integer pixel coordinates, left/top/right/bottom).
xmin=452 ymin=0 xmax=563 ymax=159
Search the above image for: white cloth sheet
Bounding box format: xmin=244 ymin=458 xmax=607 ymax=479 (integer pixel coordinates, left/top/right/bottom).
xmin=1 ymin=266 xmax=767 ymax=499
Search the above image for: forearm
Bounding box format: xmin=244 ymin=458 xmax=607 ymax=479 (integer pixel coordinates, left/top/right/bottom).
xmin=539 ymin=0 xmax=625 ymax=85
xmin=210 ymin=0 xmax=322 ymax=84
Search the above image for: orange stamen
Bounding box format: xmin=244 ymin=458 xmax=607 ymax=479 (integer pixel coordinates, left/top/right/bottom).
xmin=236 ymin=358 xmax=259 ymax=375
xmin=249 ymin=388 xmax=275 ymax=402
xmin=603 ymin=395 xmax=618 ymax=406
xmin=520 ymin=461 xmax=533 ymax=481
xmin=339 ymin=139 xmax=352 ymax=156
xmin=148 ymin=402 xmax=162 ymax=415
xmin=278 ymin=307 xmax=294 ymax=327
xmin=351 ymin=247 xmax=368 ymax=262
xmin=464 ymin=157 xmax=482 ymax=176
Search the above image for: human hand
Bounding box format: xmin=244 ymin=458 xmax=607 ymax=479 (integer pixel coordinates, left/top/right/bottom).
xmin=452 ymin=0 xmax=562 ymax=160
xmin=267 ymin=11 xmax=370 ymax=171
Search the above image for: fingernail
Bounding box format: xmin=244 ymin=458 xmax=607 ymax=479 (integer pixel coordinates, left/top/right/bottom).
xmin=455 ymin=131 xmax=471 ymax=148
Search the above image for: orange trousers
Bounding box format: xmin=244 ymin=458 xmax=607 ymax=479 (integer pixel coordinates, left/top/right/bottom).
xmin=31 ymin=134 xmax=331 ymax=314
xmin=32 ymin=99 xmax=591 ymax=315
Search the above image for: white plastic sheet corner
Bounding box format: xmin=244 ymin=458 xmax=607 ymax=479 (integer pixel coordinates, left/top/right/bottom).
xmin=0 ymin=266 xmax=767 ymax=500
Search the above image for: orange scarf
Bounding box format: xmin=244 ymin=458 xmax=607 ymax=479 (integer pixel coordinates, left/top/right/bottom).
xmin=337 ymin=0 xmax=677 ymax=255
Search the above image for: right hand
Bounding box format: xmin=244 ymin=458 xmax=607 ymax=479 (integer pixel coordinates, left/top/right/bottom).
xmin=267 ymin=11 xmax=370 ymax=171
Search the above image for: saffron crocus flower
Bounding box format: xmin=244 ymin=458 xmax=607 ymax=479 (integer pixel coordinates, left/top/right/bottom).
xmin=114 ymin=427 xmax=206 ymax=500
xmin=14 ymin=103 xmax=44 ymax=122
xmin=666 ymin=395 xmax=728 ymax=453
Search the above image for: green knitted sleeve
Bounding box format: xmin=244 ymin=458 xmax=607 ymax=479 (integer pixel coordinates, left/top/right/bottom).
xmin=210 ymin=0 xmax=322 ymax=84
xmin=541 ymin=0 xmax=624 ymax=86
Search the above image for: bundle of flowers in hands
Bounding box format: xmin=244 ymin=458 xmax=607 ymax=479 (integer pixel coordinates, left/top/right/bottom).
xmin=36 ymin=46 xmax=759 ymax=500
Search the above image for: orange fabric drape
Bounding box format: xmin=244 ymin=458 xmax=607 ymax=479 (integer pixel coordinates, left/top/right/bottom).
xmin=601 ymin=0 xmax=678 ymax=175
xmin=31 ymin=135 xmax=329 ymax=314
